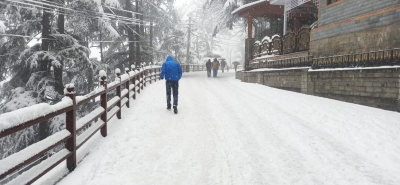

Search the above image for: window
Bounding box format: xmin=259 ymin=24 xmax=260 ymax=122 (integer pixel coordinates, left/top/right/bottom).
xmin=327 ymin=0 xmax=341 ymax=5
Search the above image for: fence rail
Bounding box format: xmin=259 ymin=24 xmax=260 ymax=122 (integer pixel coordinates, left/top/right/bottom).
xmin=181 ymin=64 xmax=206 ymax=72
xmin=0 ymin=67 xmax=161 ymax=184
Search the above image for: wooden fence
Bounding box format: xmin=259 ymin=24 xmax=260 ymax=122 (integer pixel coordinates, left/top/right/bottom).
xmin=181 ymin=64 xmax=206 ymax=72
xmin=0 ymin=67 xmax=161 ymax=184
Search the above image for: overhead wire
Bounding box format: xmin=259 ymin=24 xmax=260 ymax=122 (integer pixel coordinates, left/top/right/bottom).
xmin=1 ymin=0 xmax=187 ymax=43
xmin=5 ymin=0 xmax=142 ymax=25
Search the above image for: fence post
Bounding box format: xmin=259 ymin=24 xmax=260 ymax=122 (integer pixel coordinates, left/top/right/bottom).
xmin=149 ymin=68 xmax=152 ymax=84
xmin=137 ymin=68 xmax=141 ymax=94
xmin=65 ymin=84 xmax=77 ymax=171
xmin=116 ymin=69 xmax=122 ymax=119
xmin=100 ymin=71 xmax=108 ymax=137
xmin=125 ymin=68 xmax=130 ymax=108
xmin=141 ymin=69 xmax=144 ymax=90
xmin=144 ymin=68 xmax=147 ymax=87
xmin=131 ymin=65 xmax=136 ymax=99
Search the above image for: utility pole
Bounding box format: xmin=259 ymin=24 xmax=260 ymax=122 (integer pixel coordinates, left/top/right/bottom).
xmin=186 ymin=17 xmax=191 ymax=65
xmin=135 ymin=0 xmax=141 ymax=69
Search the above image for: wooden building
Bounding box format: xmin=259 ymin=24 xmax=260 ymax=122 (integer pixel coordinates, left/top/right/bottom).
xmin=233 ymin=0 xmax=400 ymax=70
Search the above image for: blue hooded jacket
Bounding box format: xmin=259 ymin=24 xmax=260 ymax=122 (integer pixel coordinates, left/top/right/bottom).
xmin=160 ymin=56 xmax=182 ymax=81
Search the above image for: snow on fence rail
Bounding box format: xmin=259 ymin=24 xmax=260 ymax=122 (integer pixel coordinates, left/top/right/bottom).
xmin=0 ymin=66 xmax=161 ymax=184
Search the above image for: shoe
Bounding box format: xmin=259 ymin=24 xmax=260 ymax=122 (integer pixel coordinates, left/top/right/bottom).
xmin=167 ymin=105 xmax=171 ymax=110
xmin=173 ymin=106 xmax=178 ymax=114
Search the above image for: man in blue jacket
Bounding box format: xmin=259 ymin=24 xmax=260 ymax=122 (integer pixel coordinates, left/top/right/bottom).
xmin=159 ymin=55 xmax=183 ymax=114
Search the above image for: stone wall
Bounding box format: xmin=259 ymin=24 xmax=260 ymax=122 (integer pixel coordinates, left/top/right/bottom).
xmin=310 ymin=22 xmax=400 ymax=57
xmin=319 ymin=0 xmax=400 ymax=27
xmin=310 ymin=0 xmax=400 ymax=57
xmin=237 ymin=67 xmax=400 ymax=112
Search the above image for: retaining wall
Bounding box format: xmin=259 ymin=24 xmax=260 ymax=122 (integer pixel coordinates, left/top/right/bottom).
xmin=237 ymin=67 xmax=400 ymax=112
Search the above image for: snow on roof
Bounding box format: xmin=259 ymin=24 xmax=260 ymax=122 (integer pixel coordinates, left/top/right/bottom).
xmin=231 ymin=0 xmax=269 ymax=15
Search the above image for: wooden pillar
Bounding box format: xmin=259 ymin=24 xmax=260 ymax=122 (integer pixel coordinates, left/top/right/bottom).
xmin=125 ymin=68 xmax=130 ymax=108
xmin=116 ymin=72 xmax=121 ymax=119
xmin=248 ymin=16 xmax=253 ymax=39
xmin=65 ymin=85 xmax=76 ymax=171
xmin=100 ymin=76 xmax=108 ymax=137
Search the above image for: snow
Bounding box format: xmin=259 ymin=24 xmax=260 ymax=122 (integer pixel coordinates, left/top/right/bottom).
xmin=0 ymin=21 xmax=6 ymax=34
xmin=252 ymin=54 xmax=276 ymax=60
xmin=120 ymin=97 xmax=129 ymax=107
xmin=46 ymin=71 xmax=400 ymax=185
xmin=231 ymin=0 xmax=268 ymax=15
xmin=107 ymin=97 xmax=120 ymax=109
xmin=76 ymin=107 xmax=105 ymax=131
xmin=0 ymin=130 xmax=70 ymax=177
xmin=309 ymin=65 xmax=400 ymax=72
xmin=63 ymin=84 xmax=75 ymax=95
xmin=124 ymin=68 xmax=129 ymax=72
xmin=271 ymin=34 xmax=281 ymax=39
xmin=107 ymin=107 xmax=119 ymax=121
xmin=0 ymin=97 xmax=73 ymax=133
xmin=76 ymin=86 xmax=105 ymax=104
xmin=115 ymin=68 xmax=121 ymax=74
xmin=104 ymin=0 xmax=120 ymax=8
xmin=77 ymin=120 xmax=105 ymax=148
xmin=121 ymin=89 xmax=129 ymax=98
xmin=6 ymin=149 xmax=71 ymax=185
xmin=99 ymin=70 xmax=107 ymax=78
xmin=250 ymin=67 xmax=310 ymax=72
xmin=131 ymin=65 xmax=135 ymax=70
xmin=120 ymin=74 xmax=129 ymax=82
xmin=261 ymin=36 xmax=271 ymax=43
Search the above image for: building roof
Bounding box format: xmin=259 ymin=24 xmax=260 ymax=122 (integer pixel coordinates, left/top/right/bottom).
xmin=231 ymin=0 xmax=284 ymax=18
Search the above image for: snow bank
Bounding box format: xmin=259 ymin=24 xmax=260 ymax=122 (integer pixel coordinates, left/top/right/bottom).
xmin=0 ymin=97 xmax=73 ymax=133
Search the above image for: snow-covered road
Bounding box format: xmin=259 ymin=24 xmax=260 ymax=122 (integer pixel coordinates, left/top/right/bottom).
xmin=55 ymin=71 xmax=400 ymax=185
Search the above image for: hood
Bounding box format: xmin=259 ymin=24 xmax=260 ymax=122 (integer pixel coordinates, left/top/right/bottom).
xmin=166 ymin=56 xmax=174 ymax=62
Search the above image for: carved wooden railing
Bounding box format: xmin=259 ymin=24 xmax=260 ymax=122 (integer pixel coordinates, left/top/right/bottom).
xmin=312 ymin=48 xmax=400 ymax=69
xmin=252 ymin=42 xmax=261 ymax=58
xmin=252 ymin=27 xmax=311 ymax=58
xmin=271 ymin=35 xmax=282 ymax=55
xmin=252 ymin=55 xmax=313 ymax=69
xmin=249 ymin=48 xmax=400 ymax=70
xmin=297 ymin=27 xmax=310 ymax=52
xmin=283 ymin=31 xmax=296 ymax=54
xmin=0 ymin=66 xmax=161 ymax=184
xmin=261 ymin=40 xmax=271 ymax=55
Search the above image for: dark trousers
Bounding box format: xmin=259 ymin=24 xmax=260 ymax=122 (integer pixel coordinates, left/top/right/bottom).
xmin=166 ymin=80 xmax=179 ymax=107
xmin=213 ymin=69 xmax=218 ymax=77
xmin=207 ymin=68 xmax=211 ymax=77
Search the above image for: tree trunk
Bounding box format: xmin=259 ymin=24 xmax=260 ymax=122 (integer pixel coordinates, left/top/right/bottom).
xmin=126 ymin=0 xmax=135 ymax=65
xmin=150 ymin=20 xmax=153 ymax=63
xmin=135 ymin=0 xmax=141 ymax=67
xmin=54 ymin=0 xmax=65 ymax=95
xmin=41 ymin=7 xmax=51 ymax=72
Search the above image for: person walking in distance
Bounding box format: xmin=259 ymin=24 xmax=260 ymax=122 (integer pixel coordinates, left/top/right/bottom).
xmin=160 ymin=55 xmax=183 ymax=114
xmin=206 ymin=59 xmax=212 ymax=77
xmin=212 ymin=58 xmax=220 ymax=77
xmin=221 ymin=60 xmax=226 ymax=73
